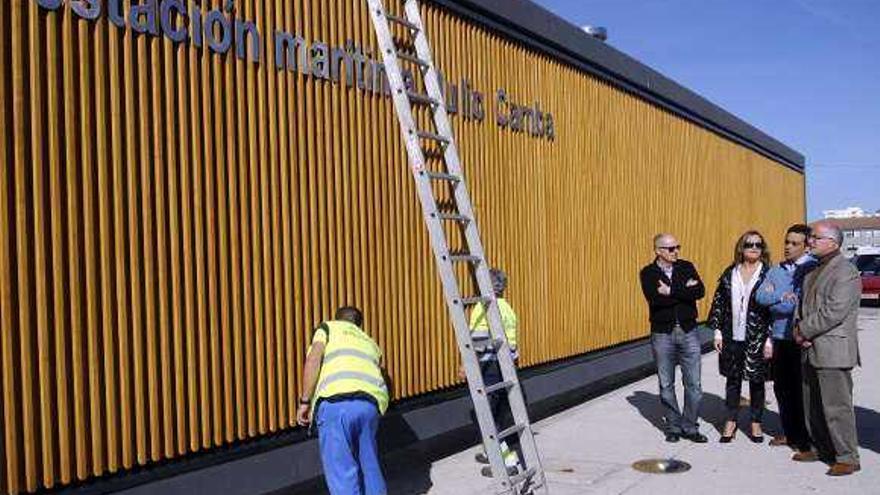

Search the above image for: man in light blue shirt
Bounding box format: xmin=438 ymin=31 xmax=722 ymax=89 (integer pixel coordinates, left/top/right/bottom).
xmin=756 ymin=224 xmax=818 ymax=455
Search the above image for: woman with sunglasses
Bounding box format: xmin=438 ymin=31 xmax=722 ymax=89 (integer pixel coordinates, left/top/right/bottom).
xmin=709 ymin=230 xmax=774 ymax=443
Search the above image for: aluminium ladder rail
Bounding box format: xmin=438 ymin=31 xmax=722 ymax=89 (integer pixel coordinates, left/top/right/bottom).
xmin=364 ymin=1 xmax=548 ymax=493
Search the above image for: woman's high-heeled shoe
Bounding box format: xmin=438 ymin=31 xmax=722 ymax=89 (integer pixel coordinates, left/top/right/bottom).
xmin=719 ymin=422 xmax=737 ymax=443
xmin=748 ymin=424 xmax=764 ymax=443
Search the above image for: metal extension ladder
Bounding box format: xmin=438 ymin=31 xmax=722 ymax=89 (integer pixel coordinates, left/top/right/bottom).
xmin=365 ymin=1 xmax=548 ymax=493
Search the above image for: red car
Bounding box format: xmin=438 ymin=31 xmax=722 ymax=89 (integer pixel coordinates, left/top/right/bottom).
xmin=854 ymin=254 xmax=880 ymax=304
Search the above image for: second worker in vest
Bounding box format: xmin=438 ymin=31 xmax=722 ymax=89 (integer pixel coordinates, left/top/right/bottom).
xmin=296 ymin=306 xmax=389 ymax=495
xmin=466 ymin=268 xmax=524 ymax=477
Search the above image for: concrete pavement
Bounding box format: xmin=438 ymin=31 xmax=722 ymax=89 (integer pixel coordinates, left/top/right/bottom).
xmin=385 ymin=305 xmax=879 ymax=495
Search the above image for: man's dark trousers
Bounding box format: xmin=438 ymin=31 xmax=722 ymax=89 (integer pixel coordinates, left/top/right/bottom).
xmin=773 ymin=339 xmax=811 ymax=450
xmin=651 ymin=326 xmax=702 ymax=435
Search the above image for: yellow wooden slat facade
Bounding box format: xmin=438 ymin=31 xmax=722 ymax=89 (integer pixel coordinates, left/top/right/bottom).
xmin=0 ymin=0 xmax=804 ymax=492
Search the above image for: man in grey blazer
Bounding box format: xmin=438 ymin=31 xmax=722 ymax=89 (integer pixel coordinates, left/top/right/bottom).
xmin=794 ymin=221 xmax=862 ymax=476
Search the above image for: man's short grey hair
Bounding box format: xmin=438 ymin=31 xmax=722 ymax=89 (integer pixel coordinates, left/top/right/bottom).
xmin=653 ymin=233 xmax=674 ymax=248
xmin=826 ymin=224 xmax=844 ymax=245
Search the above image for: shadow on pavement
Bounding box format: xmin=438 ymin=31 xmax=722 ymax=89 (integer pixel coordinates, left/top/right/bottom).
xmin=626 ymin=390 xmax=782 ymax=437
xmin=856 ymin=406 xmax=880 ymax=454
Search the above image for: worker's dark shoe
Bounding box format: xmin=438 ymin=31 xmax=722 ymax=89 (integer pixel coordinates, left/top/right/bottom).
xmin=665 ymin=432 xmax=680 ymax=443
xmin=681 ymin=432 xmax=708 ymax=443
xmin=826 ymin=462 xmax=860 ymax=476
xmin=792 ymin=450 xmax=820 ymax=462
xmin=474 ymin=452 xmax=490 ymax=464
xmin=480 ymin=465 xmax=519 ymax=478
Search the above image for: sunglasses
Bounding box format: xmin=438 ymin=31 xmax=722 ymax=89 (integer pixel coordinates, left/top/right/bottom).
xmin=658 ymin=245 xmax=681 ymax=253
xmin=743 ymin=241 xmax=765 ymax=250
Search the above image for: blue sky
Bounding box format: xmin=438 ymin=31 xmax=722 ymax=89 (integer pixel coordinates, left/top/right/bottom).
xmin=532 ymin=0 xmax=879 ymax=220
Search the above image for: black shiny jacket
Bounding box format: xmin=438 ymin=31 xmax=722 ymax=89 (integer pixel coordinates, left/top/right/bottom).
xmin=708 ymin=263 xmax=773 ymax=381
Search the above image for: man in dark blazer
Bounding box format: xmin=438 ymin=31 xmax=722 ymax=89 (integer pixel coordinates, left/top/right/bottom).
xmin=640 ymin=233 xmax=707 ymax=443
xmin=795 ymin=221 xmax=862 ymax=476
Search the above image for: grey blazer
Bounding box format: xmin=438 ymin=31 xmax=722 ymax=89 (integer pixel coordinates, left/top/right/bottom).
xmin=798 ymin=252 xmax=861 ymax=368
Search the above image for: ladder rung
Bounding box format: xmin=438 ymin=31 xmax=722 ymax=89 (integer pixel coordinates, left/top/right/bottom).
xmin=447 ymin=253 xmax=481 ymax=263
xmin=485 ymin=380 xmax=515 ymax=394
xmin=509 ymin=466 xmax=538 ymax=487
xmin=497 ymin=422 xmax=526 ymax=441
xmin=459 ymin=295 xmax=493 ymax=306
xmin=423 ymin=170 xmax=460 ymax=182
xmin=436 ymin=212 xmax=470 ymax=222
xmin=407 ymin=90 xmax=441 ymax=107
xmin=416 ymin=130 xmax=450 ymax=144
xmin=386 ymin=13 xmax=419 ymax=31
xmin=396 ymin=50 xmax=430 ymax=68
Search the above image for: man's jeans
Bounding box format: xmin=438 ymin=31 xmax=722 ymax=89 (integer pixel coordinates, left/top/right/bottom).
xmin=651 ymin=327 xmax=703 ymax=435
xmin=316 ymin=399 xmax=387 ymax=495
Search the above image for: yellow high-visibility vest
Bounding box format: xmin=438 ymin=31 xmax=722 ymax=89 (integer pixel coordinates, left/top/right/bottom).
xmin=311 ymin=320 xmax=389 ymax=415
xmin=469 ymin=298 xmax=518 ymax=351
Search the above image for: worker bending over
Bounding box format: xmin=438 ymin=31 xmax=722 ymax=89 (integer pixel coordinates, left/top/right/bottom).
xmin=297 ymin=306 xmax=389 ymax=495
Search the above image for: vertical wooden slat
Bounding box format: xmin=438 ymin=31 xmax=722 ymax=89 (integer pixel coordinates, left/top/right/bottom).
xmin=194 ymin=3 xmax=211 ymax=448
xmin=181 ymin=20 xmax=200 ymax=452
xmin=76 ymin=11 xmax=104 ymax=477
xmin=212 ymin=41 xmax=234 ymax=444
xmin=0 ymin=2 xmax=20 ymax=491
xmin=137 ymin=23 xmax=161 ymax=463
xmin=93 ymin=6 xmax=118 ymax=474
xmin=234 ymin=0 xmax=256 ymax=435
xmin=107 ymin=2 xmax=132 ymax=470
xmin=265 ymin=0 xmax=287 ymax=429
xmin=43 ymin=1 xmax=71 ymax=486
xmin=247 ymin=0 xmax=268 ymax=436
xmin=26 ymin=0 xmax=54 ymax=488
xmin=60 ymin=2 xmax=88 ymax=481
xmin=151 ymin=20 xmax=174 ymax=461
xmin=123 ymin=3 xmax=148 ymax=465
xmin=202 ymin=14 xmax=221 ymax=447
xmin=222 ymin=15 xmax=246 ymax=439
xmin=11 ymin=3 xmax=39 ymax=490
xmin=165 ymin=30 xmax=187 ymax=457
xmin=277 ymin=0 xmax=296 ymax=427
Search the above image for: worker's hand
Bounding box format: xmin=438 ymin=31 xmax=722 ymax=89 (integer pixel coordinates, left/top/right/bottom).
xmin=686 ymin=278 xmax=699 ymax=287
xmin=793 ymin=325 xmax=804 ymax=345
xmin=658 ymin=280 xmax=671 ymax=296
xmin=457 ymin=365 xmax=466 ymax=381
xmin=782 ymin=292 xmax=798 ymax=304
xmin=713 ymin=330 xmax=723 ymax=353
xmin=296 ymin=404 xmax=311 ymax=427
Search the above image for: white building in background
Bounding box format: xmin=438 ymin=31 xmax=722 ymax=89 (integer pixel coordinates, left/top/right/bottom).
xmin=823 ymin=206 xmax=879 ymax=219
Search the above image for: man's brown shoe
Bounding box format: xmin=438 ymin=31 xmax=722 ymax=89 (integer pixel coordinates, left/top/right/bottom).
xmin=769 ymin=435 xmax=788 ymax=447
xmin=827 ymin=462 xmax=860 ymax=476
xmin=792 ymin=450 xmax=819 ymax=462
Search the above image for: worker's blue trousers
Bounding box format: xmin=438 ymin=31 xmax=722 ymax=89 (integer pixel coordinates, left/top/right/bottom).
xmin=316 ymin=399 xmax=387 ymax=495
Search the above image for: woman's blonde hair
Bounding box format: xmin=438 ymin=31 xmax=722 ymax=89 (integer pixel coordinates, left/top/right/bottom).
xmin=734 ymin=230 xmax=771 ymax=266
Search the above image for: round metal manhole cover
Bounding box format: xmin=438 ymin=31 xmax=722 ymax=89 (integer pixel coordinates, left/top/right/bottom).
xmin=631 ymin=458 xmax=691 ymax=474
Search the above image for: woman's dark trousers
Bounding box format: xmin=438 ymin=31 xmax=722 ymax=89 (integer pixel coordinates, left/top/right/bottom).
xmin=724 ymin=341 xmax=765 ymax=422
